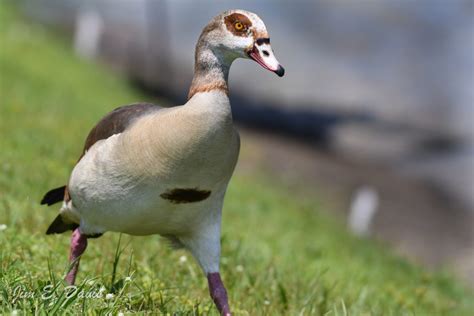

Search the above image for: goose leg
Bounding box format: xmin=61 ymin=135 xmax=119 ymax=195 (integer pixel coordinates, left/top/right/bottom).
xmin=65 ymin=228 xmax=88 ymax=285
xmin=207 ymin=272 xmax=231 ymax=316
xmin=180 ymin=214 xmax=230 ymax=315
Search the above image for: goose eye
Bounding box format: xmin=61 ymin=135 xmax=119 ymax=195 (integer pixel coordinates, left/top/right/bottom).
xmin=234 ymin=22 xmax=244 ymax=30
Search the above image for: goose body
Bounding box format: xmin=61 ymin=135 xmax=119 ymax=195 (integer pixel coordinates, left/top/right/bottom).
xmin=67 ymin=91 xmax=239 ymax=239
xmin=41 ymin=9 xmax=284 ymax=315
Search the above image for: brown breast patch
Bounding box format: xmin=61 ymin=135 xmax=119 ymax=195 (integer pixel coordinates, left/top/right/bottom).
xmin=188 ymin=81 xmax=229 ymax=100
xmin=224 ymin=13 xmax=252 ymax=37
xmin=160 ymin=188 xmax=211 ymax=204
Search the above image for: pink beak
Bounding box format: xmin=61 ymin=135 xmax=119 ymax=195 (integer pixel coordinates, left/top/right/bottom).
xmin=247 ymin=39 xmax=285 ymax=77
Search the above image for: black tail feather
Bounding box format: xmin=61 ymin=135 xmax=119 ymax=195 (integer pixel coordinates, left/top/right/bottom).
xmin=46 ymin=215 xmax=79 ymax=235
xmin=41 ymin=185 xmax=66 ymax=206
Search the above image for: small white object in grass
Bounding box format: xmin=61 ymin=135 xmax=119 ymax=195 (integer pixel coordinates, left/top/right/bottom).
xmin=118 ymin=312 xmax=125 ymax=316
xmin=348 ymin=186 xmax=379 ymax=237
xmin=11 ymin=310 xmax=19 ymax=316
xmin=105 ymin=293 xmax=114 ymax=300
xmin=264 ymin=300 xmax=270 ymax=305
xmin=179 ymin=255 xmax=187 ymax=263
xmin=99 ymin=286 xmax=106 ymax=294
xmin=125 ymin=276 xmax=132 ymax=282
xmin=236 ymin=265 xmax=244 ymax=272
xmin=0 ymin=224 xmax=7 ymax=231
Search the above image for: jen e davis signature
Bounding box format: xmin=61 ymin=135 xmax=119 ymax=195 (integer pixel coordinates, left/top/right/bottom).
xmin=9 ymin=284 xmax=109 ymax=303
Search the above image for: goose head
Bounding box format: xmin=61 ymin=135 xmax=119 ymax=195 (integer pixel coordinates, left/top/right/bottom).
xmin=197 ymin=9 xmax=285 ymax=77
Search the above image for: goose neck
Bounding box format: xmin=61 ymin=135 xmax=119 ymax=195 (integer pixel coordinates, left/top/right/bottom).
xmin=188 ymin=44 xmax=233 ymax=100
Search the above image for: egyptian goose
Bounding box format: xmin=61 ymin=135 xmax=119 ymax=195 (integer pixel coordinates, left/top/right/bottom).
xmin=41 ymin=9 xmax=284 ymax=315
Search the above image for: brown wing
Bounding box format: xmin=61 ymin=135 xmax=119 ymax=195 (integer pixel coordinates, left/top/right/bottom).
xmin=42 ymin=102 xmax=163 ymax=234
xmin=41 ymin=102 xmax=162 ymax=206
xmin=81 ymin=102 xmax=161 ymax=157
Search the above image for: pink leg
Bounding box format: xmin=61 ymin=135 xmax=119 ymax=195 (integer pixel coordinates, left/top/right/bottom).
xmin=207 ymin=272 xmax=231 ymax=316
xmin=65 ymin=228 xmax=88 ymax=285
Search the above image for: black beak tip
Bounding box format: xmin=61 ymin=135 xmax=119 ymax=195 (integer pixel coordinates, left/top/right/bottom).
xmin=275 ymin=65 xmax=285 ymax=77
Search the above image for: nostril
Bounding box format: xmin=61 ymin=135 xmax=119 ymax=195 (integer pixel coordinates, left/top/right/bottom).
xmin=262 ymin=50 xmax=270 ymax=57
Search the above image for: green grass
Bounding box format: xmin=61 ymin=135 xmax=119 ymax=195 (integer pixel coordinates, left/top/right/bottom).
xmin=1 ymin=4 xmax=473 ymax=315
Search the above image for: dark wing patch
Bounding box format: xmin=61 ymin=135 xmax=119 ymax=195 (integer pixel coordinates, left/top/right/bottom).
xmin=82 ymin=102 xmax=161 ymax=155
xmin=160 ymin=188 xmax=211 ymax=204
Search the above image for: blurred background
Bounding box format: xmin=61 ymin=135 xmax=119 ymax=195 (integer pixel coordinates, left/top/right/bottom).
xmin=15 ymin=0 xmax=474 ymax=285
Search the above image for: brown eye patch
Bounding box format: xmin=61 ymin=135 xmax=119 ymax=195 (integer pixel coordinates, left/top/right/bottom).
xmin=224 ymin=13 xmax=252 ymax=36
